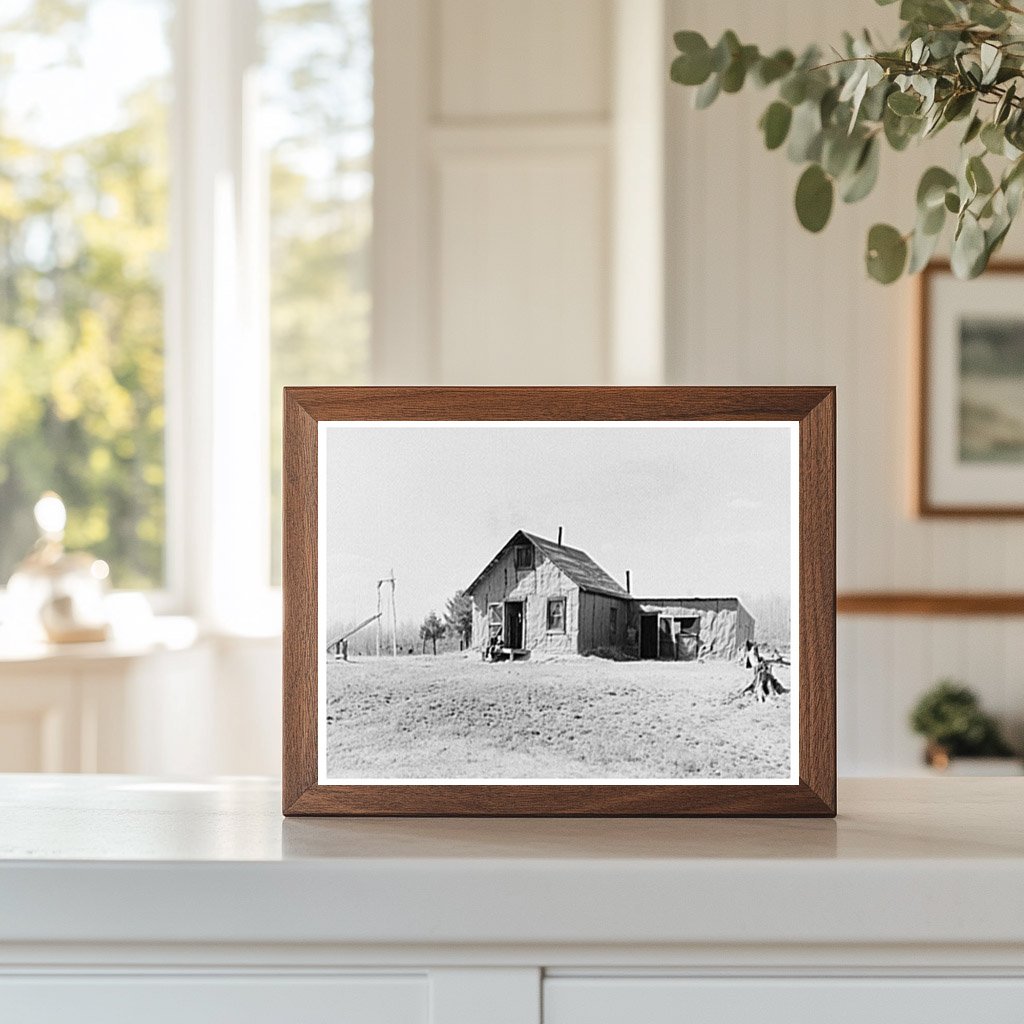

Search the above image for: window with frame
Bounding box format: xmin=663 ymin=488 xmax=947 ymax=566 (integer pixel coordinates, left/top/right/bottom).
xmin=514 ymin=544 xmax=534 ymax=570
xmin=547 ymin=597 xmax=566 ymax=633
xmin=0 ymin=0 xmax=374 ymax=620
xmin=0 ymin=0 xmax=173 ymax=590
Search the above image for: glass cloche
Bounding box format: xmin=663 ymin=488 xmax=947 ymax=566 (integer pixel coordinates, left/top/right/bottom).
xmin=5 ymin=493 xmax=111 ymax=644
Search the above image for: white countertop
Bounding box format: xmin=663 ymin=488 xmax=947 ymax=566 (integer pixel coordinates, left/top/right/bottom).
xmin=2 ymin=776 xmax=1022 ymax=951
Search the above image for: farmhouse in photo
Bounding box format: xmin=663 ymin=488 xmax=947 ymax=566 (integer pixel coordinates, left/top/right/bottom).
xmin=465 ymin=530 xmax=754 ymax=661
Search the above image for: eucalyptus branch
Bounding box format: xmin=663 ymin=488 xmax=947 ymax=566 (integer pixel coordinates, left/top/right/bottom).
xmin=670 ymin=0 xmax=1024 ymax=283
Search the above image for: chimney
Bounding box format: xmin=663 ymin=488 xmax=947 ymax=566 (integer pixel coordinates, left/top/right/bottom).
xmin=625 ymin=570 xmax=631 ymax=594
xmin=557 ymin=526 xmax=563 ymax=546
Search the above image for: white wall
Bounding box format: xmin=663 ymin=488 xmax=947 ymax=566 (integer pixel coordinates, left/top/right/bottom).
xmin=665 ymin=0 xmax=1024 ymax=772
xmin=373 ymin=0 xmax=665 ymax=386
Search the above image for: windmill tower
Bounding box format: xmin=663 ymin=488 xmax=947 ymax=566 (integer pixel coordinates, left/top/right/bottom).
xmin=375 ymin=570 xmax=398 ymax=657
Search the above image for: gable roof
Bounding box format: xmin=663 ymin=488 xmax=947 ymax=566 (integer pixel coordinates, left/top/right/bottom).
xmin=466 ymin=530 xmax=630 ymax=600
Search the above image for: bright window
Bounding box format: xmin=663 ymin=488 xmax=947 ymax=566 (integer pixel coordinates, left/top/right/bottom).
xmin=0 ymin=0 xmax=374 ymax=619
xmin=262 ymin=0 xmax=373 ymax=583
xmin=0 ymin=0 xmax=172 ymax=589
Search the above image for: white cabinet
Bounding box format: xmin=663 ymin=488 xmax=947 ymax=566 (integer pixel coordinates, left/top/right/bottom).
xmin=1 ymin=975 xmax=428 ymax=1024
xmin=0 ymin=637 xmax=210 ymax=773
xmin=544 ymin=977 xmax=1024 ymax=1024
xmin=1 ymin=777 xmax=1023 ymax=1024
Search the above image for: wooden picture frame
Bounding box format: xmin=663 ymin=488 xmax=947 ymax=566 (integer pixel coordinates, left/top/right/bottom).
xmin=283 ymin=387 xmax=836 ymax=817
xmin=917 ymin=260 xmax=1024 ymax=517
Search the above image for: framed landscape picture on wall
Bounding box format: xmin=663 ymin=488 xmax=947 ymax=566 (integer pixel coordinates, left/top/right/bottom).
xmin=918 ymin=262 xmax=1024 ymax=516
xmin=282 ymin=387 xmax=836 ymax=816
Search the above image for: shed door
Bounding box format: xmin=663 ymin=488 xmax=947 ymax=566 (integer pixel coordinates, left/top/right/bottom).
xmin=505 ymin=601 xmax=525 ymax=649
xmin=639 ymin=614 xmax=658 ymax=659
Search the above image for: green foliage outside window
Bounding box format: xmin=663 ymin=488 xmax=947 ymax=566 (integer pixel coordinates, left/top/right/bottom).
xmin=0 ymin=0 xmax=170 ymax=588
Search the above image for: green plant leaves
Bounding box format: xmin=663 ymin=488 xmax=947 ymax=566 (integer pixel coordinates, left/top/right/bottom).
xmin=952 ymin=211 xmax=987 ymax=278
xmin=668 ymin=11 xmax=1024 ymax=284
xmin=917 ymin=166 xmax=957 ymax=210
xmin=787 ymin=100 xmax=823 ymax=162
xmin=759 ymin=102 xmax=792 ymax=150
xmin=842 ymin=137 xmax=880 ymax=203
xmin=866 ymin=224 xmax=908 ymax=283
xmin=671 ymin=31 xmax=713 ymax=85
xmin=967 ymin=154 xmax=994 ymax=196
xmin=888 ymin=90 xmax=921 ymax=115
xmin=795 ymin=164 xmax=834 ymax=232
xmin=753 ymin=49 xmax=795 ymax=87
xmin=981 ymin=121 xmax=1006 ymax=155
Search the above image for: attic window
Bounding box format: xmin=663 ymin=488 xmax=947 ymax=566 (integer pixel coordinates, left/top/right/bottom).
xmin=514 ymin=544 xmax=534 ymax=569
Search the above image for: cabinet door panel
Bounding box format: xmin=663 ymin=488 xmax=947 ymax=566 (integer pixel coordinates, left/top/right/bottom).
xmin=0 ymin=975 xmax=427 ymax=1024
xmin=545 ymin=977 xmax=1024 ymax=1024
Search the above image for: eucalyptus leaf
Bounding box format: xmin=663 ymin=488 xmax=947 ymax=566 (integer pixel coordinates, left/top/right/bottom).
xmin=710 ymin=31 xmax=740 ymax=73
xmin=842 ymin=137 xmax=881 ymax=203
xmin=760 ymin=101 xmax=793 ymax=150
xmin=967 ymin=154 xmax=995 ymax=195
xmin=981 ymin=121 xmax=1006 ymax=155
xmin=795 ymin=164 xmax=834 ymax=232
xmin=970 ymin=2 xmax=1009 ymax=29
xmin=951 ymin=211 xmax=987 ymax=278
xmin=921 ymin=200 xmax=946 ymax=235
xmin=866 ymin=223 xmax=908 ymax=283
xmin=962 ymin=115 xmax=983 ymax=145
xmin=980 ymin=42 xmax=1003 ymax=86
xmin=822 ymin=128 xmax=863 ymax=178
xmin=942 ymin=91 xmax=974 ymax=122
xmin=754 ymin=49 xmax=795 ymax=87
xmin=721 ymin=44 xmax=759 ymax=93
xmin=787 ymin=101 xmax=823 ymax=162
xmin=779 ymin=73 xmax=807 ymax=106
xmin=996 ymin=83 xmax=1017 ymax=124
xmin=694 ymin=73 xmax=721 ymax=109
xmin=671 ymin=51 xmax=712 ymax=87
xmin=888 ymin=90 xmax=921 ymax=115
xmin=908 ymin=222 xmax=942 ymax=273
xmin=917 ymin=166 xmax=957 ymax=210
xmin=884 ymin=106 xmax=922 ymax=150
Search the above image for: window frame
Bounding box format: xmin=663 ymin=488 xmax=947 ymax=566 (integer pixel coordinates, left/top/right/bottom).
xmin=546 ymin=596 xmax=566 ymax=633
xmin=514 ymin=544 xmax=534 ymax=570
xmin=165 ymin=0 xmax=277 ymax=632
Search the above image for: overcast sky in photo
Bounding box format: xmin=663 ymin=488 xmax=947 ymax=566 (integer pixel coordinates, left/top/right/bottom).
xmin=322 ymin=424 xmax=794 ymax=630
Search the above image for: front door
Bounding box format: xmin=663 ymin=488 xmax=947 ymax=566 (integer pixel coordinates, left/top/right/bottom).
xmin=639 ymin=614 xmax=658 ymax=659
xmin=504 ymin=600 xmax=525 ymax=649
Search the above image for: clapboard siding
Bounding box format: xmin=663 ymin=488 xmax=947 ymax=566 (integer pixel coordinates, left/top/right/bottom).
xmin=665 ymin=0 xmax=1024 ymax=774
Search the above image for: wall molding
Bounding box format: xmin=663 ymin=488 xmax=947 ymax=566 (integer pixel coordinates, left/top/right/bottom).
xmin=838 ymin=593 xmax=1024 ymax=616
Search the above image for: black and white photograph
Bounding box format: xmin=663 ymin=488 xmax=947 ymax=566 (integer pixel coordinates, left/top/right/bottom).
xmin=318 ymin=422 xmax=798 ymax=785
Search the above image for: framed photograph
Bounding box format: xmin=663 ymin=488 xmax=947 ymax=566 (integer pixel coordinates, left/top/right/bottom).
xmin=283 ymin=387 xmax=835 ymax=816
xmin=918 ymin=261 xmax=1024 ymax=516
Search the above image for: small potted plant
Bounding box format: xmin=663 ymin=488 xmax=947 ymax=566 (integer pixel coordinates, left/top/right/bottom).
xmin=909 ymin=680 xmax=1019 ymax=773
